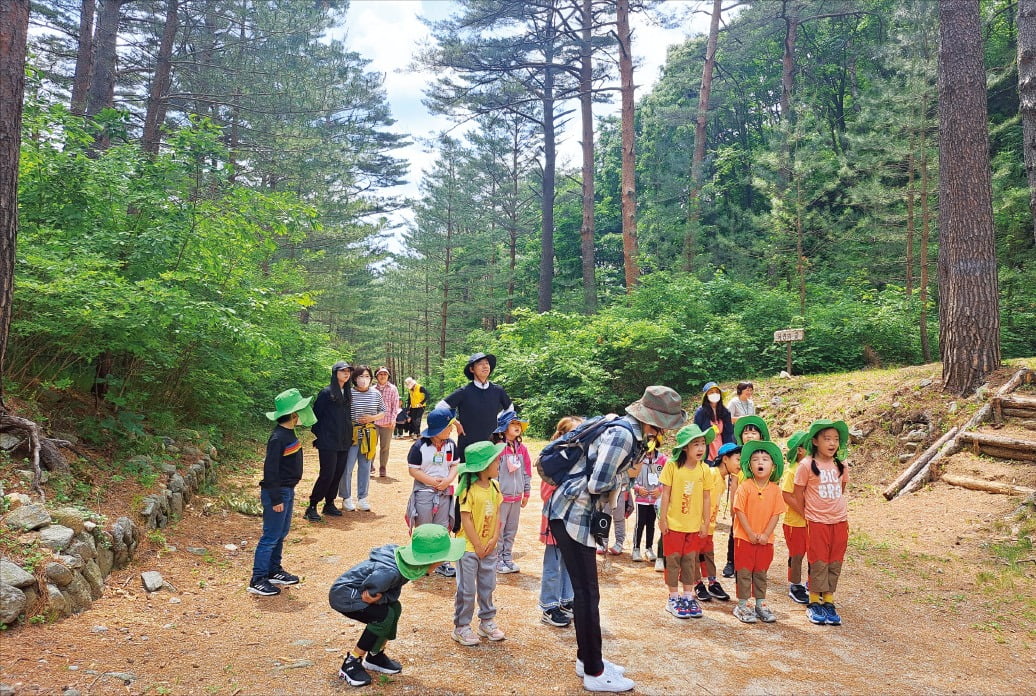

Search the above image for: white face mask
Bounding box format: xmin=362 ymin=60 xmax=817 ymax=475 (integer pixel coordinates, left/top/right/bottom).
xmin=708 ymin=392 xmax=721 ymax=404
xmin=356 ymin=377 xmax=371 ymax=388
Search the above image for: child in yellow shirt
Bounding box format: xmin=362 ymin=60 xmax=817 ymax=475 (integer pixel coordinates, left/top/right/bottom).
xmin=780 ymin=431 xmax=809 ymax=604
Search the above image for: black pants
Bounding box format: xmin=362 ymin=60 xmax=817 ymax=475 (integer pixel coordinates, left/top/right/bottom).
xmin=634 ymin=504 xmax=656 ymax=549
xmin=342 ymin=600 xmax=402 ymax=653
xmin=309 ymin=448 xmax=347 ymax=508
xmin=407 ymin=407 xmax=425 ymax=436
xmin=549 ymin=519 xmax=603 ymax=678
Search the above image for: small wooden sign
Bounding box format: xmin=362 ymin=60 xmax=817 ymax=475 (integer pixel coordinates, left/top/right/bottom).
xmin=774 ymin=328 xmax=805 ymax=343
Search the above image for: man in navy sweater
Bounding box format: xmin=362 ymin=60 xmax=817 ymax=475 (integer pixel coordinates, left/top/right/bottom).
xmin=437 ymin=353 xmax=513 ymax=461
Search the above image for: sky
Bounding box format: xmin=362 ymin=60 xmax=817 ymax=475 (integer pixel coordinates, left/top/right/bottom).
xmin=332 ymin=0 xmax=718 ymax=238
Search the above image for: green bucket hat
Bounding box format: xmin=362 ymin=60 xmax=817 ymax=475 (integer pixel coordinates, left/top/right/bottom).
xmin=740 ymin=440 xmax=784 ymax=482
xmin=785 ymin=430 xmax=809 ymax=464
xmin=459 ymin=441 xmax=506 ymax=475
xmin=671 ymin=423 xmax=715 ymax=458
xmin=265 ymin=388 xmax=317 ymax=427
xmin=804 ymin=419 xmax=850 ymax=459
xmin=733 ymin=415 xmax=770 ymax=445
xmin=395 ymin=523 xmax=467 ymax=579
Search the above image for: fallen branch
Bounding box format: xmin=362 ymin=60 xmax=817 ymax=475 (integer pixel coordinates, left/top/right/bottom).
xmin=0 ymin=414 xmax=46 ymax=498
xmin=884 ymin=427 xmax=960 ymax=500
xmin=940 ymin=474 xmax=1035 ymax=496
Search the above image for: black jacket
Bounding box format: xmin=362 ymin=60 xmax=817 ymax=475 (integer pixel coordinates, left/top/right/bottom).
xmin=312 ymin=367 xmax=352 ymax=451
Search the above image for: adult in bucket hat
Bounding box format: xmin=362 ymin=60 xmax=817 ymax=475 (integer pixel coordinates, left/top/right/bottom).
xmin=249 ymin=388 xmax=316 ymax=597
xmin=437 ymin=352 xmax=513 ymax=461
xmin=373 ymin=367 xmax=401 ymax=478
xmin=545 ymin=385 xmax=687 ymax=693
xmin=330 ymin=524 xmax=466 ymax=687
xmin=693 ymin=381 xmax=734 ymax=463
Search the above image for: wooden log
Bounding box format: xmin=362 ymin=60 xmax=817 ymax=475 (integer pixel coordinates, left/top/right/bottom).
xmin=997 ymin=394 xmax=1036 ymax=409
xmin=958 ymin=431 xmax=1036 ymax=461
xmin=884 ymin=426 xmax=960 ymax=500
xmin=991 ymin=368 xmax=1033 ymax=424
xmin=1003 ymin=407 xmax=1036 ymax=419
xmin=941 ymin=474 xmax=1035 ymax=496
xmin=898 ymin=444 xmax=960 ymax=497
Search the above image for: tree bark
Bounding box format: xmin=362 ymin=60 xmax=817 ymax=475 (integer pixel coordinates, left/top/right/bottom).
xmin=85 ymin=0 xmax=127 ymax=118
xmin=905 ymin=129 xmax=916 ymax=296
xmin=937 ymin=0 xmax=1001 ymax=395
xmin=0 ymin=0 xmax=29 ymax=410
xmin=617 ymin=0 xmax=639 ymax=292
xmin=684 ymin=0 xmax=722 ymax=272
xmin=919 ymin=113 xmax=932 ymax=362
xmin=539 ymin=70 xmax=556 ymax=312
xmin=1020 ymin=0 xmax=1036 ymax=240
xmin=578 ymin=0 xmax=596 ymax=313
xmin=70 ymin=0 xmax=96 ymax=116
xmin=141 ymin=0 xmax=179 ymax=154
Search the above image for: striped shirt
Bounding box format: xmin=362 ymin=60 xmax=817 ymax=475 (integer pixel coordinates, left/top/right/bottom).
xmin=350 ymin=388 xmax=385 ymax=422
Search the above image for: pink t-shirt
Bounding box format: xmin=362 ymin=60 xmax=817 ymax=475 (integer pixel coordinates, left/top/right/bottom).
xmin=794 ymin=458 xmax=848 ymax=524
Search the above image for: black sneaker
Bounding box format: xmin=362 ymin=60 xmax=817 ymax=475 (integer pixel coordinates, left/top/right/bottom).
xmin=303 ymin=506 xmax=322 ymax=522
xmin=788 ymin=583 xmax=809 ymax=605
xmin=541 ymin=607 xmax=571 ymax=627
xmin=693 ymin=582 xmax=712 ymax=602
xmin=268 ymin=569 xmax=300 ymax=585
xmin=339 ymin=654 xmax=372 ymax=686
xmin=707 ymin=581 xmax=731 ymax=601
xmin=559 ymin=600 xmax=574 ymax=617
xmin=722 ymin=561 xmax=735 ymax=578
xmin=247 ymin=578 xmax=280 ymax=596
xmin=362 ymin=650 xmax=402 ymax=674
xmin=322 ymin=503 xmax=343 ymax=517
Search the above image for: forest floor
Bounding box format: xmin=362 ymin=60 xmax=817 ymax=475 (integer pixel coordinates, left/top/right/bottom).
xmin=2 ymin=360 xmax=1036 ymax=695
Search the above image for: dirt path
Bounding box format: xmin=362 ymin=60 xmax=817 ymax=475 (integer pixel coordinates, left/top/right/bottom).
xmin=3 ymin=439 xmax=1035 ymax=695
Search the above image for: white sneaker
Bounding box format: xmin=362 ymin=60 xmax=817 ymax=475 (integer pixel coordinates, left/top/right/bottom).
xmin=357 ymin=498 xmax=371 ymax=511
xmin=343 ymin=498 xmax=356 ymax=511
xmin=583 ymin=669 xmax=635 ymax=692
xmin=644 ymin=548 xmax=657 ymax=561
xmin=631 ymin=548 xmax=642 ymax=562
xmin=654 ymin=557 xmax=665 ymax=572
xmin=575 ymin=658 xmax=626 ymax=678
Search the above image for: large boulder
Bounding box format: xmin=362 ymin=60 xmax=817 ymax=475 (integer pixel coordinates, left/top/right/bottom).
xmin=81 ymin=560 xmax=104 ymax=600
xmin=0 ymin=560 xmax=35 ymax=588
xmin=66 ymin=531 xmax=97 ymax=561
xmin=0 ymin=582 xmax=26 ymax=624
xmin=4 ymin=504 xmax=52 ymax=531
xmin=63 ymin=572 xmax=92 ymax=614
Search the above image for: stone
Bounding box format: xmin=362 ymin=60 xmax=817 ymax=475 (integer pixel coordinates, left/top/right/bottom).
xmin=168 ymin=473 xmax=186 ymax=492
xmin=183 ymin=446 xmax=203 ymax=458
xmin=160 ymin=463 xmax=178 ymax=475
xmin=779 ymin=370 xmax=792 ymax=379
xmin=0 ymin=685 xmax=14 ymax=696
xmin=141 ymin=571 xmax=164 ymax=592
xmin=4 ymin=503 xmax=52 ymax=531
xmin=45 ymin=583 xmax=71 ymax=618
xmin=21 ymin=585 xmax=38 ymax=611
xmin=126 ymin=455 xmax=152 ymax=468
xmin=224 ymin=543 xmax=238 ymax=552
xmin=91 ymin=625 xmax=108 ymax=633
xmin=96 ymin=544 xmax=114 ymax=578
xmin=50 ymin=508 xmax=88 ymax=535
xmin=892 ymin=401 xmax=902 ymax=409
xmin=62 ymin=688 xmax=82 ymax=696
xmin=39 ymin=524 xmax=76 ymax=551
xmin=170 ymin=491 xmax=184 ymax=518
xmin=159 ymin=436 xmax=175 ymax=447
xmin=902 ymin=442 xmax=919 ymax=453
xmin=770 ymin=396 xmax=783 ymax=407
xmin=67 ymin=531 xmax=97 ymax=560
xmin=166 ymin=445 xmax=180 ymax=454
xmin=898 ymin=453 xmax=913 ymax=463
xmin=45 ymin=562 xmax=75 ymax=588
xmin=0 ymin=560 xmax=35 ymax=588
xmin=209 ymin=446 xmax=218 ymax=460
xmin=83 ymin=520 xmax=97 ymax=532
xmin=919 ymin=378 xmax=934 ymax=388
xmin=0 ymin=433 xmax=23 ymax=450
xmin=848 ymin=427 xmax=865 ymax=444
xmin=0 ymin=582 xmax=26 ymax=624
xmin=948 ymin=401 xmax=959 ymax=414
xmin=186 ymin=546 xmax=208 ymax=556
xmin=64 ymin=573 xmax=93 ymax=612
xmin=55 ymin=553 xmax=83 ymax=570
xmin=169 ymin=597 xmax=181 ymax=604
xmin=4 ymin=492 xmax=31 ymax=509
xmin=905 ymin=429 xmax=927 ymax=443
xmin=82 ymin=560 xmax=104 ymax=599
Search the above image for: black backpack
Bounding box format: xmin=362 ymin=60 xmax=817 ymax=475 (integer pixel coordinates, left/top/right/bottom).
xmin=534 ymin=415 xmax=640 ymax=487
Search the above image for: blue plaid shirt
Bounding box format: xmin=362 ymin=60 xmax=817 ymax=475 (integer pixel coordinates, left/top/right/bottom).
xmin=547 ymin=415 xmax=643 ymax=547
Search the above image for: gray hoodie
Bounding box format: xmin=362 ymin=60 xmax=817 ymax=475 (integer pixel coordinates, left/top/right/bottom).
xmin=328 ymin=544 xmax=408 ymax=614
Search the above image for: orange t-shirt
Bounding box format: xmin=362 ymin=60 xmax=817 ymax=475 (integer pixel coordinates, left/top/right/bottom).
xmin=732 ymin=479 xmax=786 ymax=544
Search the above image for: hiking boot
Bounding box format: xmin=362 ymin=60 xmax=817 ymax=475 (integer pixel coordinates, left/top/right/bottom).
xmin=823 ymin=602 xmax=842 ymax=626
xmin=357 ymin=498 xmax=372 ymax=512
xmin=576 ymin=658 xmax=626 ymax=678
xmin=733 ymin=603 xmax=757 ymax=623
xmin=362 ymin=651 xmax=402 ymax=674
xmin=708 ymin=581 xmax=731 ymax=601
xmin=541 ymin=607 xmax=571 ymax=627
xmin=303 ymin=506 xmax=322 ymax=522
xmin=722 ymin=561 xmax=735 ymax=578
xmin=806 ymin=602 xmax=828 ymax=625
xmin=685 ymin=597 xmax=703 ymax=618
xmin=756 ymin=603 xmax=777 ymax=623
xmin=693 ymin=582 xmax=712 ymax=602
xmin=435 ymin=562 xmax=456 ymax=578
xmin=339 ymin=654 xmax=371 ymax=687
xmin=654 ymin=557 xmax=665 ymax=572
xmin=644 ymin=548 xmax=657 ymax=562
xmin=343 ymin=498 xmax=356 ymax=511
xmin=452 ymin=625 xmax=480 ymax=646
xmin=322 ymin=503 xmax=343 ymax=517
xmin=631 ymin=547 xmax=642 ymax=562
xmin=268 ymin=569 xmax=299 ymax=585
xmin=478 ymin=620 xmax=505 ymax=641
xmin=247 ymin=578 xmax=280 ymax=596
xmin=788 ymin=583 xmax=809 ymax=604
xmin=583 ymin=670 xmax=635 ymax=692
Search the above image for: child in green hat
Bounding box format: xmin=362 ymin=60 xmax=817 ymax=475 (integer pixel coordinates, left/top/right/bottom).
xmin=330 ymin=524 xmax=466 ymax=687
xmin=780 ymin=431 xmax=810 ymax=604
xmin=248 ymin=388 xmax=317 ymax=597
xmin=733 ymin=414 xmax=770 ymax=445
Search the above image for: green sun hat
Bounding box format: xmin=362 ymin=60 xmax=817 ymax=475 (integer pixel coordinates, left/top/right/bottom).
xmin=740 ymin=440 xmax=784 ymax=482
xmin=804 ymin=419 xmax=850 ymax=459
xmin=733 ymin=415 xmax=770 ymax=445
xmin=671 ymin=423 xmax=715 ymax=458
xmin=265 ymin=388 xmax=317 ymax=427
xmin=395 ymin=523 xmax=467 ymax=579
xmin=784 ymin=430 xmax=809 ymax=465
xmin=460 ymin=441 xmax=507 ymax=475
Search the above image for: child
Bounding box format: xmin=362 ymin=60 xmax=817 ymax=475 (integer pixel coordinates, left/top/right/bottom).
xmin=492 ymin=412 xmax=532 ymax=573
xmin=249 ymin=389 xmax=317 ymax=596
xmin=780 ymin=431 xmax=810 ymax=604
xmin=694 ymin=443 xmax=736 ymax=603
xmin=731 ymin=440 xmax=786 ymax=623
xmin=405 ymin=407 xmax=461 ymax=577
xmin=631 ymin=448 xmax=666 ymax=562
xmin=659 ymin=424 xmax=716 ymax=619
xmin=452 ymin=441 xmax=506 ymax=646
xmin=793 ymin=420 xmax=850 ymax=626
xmin=539 ymin=416 xmax=582 ymax=628
xmin=330 ymin=523 xmax=466 ymax=687
xmin=733 ymin=414 xmax=770 ymax=445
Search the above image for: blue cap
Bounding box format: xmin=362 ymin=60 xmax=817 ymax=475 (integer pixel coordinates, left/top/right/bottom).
xmin=702 ymin=381 xmax=720 ymax=393
xmin=421 ymin=408 xmax=457 ymax=438
xmin=716 ymin=442 xmax=741 ymax=458
xmin=493 ymin=411 xmax=529 ymax=434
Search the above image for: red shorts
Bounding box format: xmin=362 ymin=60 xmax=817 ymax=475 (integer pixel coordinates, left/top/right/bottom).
xmin=699 ymin=534 xmax=715 ymax=555
xmin=783 ymin=524 xmax=808 ymax=557
xmin=733 ymin=538 xmax=775 ymax=573
xmin=663 ymin=530 xmax=707 ymax=557
xmin=806 ymin=520 xmax=848 ymax=564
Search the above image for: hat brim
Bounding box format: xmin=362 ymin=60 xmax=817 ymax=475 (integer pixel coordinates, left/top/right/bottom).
xmin=740 ymin=440 xmax=785 ymax=481
xmin=266 ymin=395 xmax=316 ymax=424
xmin=464 ymin=353 xmax=497 ymax=380
xmin=459 ymin=442 xmax=506 ymax=474
xmin=625 ymin=402 xmax=687 ymax=431
xmin=421 ymin=418 xmax=456 ymax=439
xmin=397 ymin=535 xmax=467 ymax=566
xmin=734 ymin=416 xmax=770 ymax=443
xmin=805 ymin=420 xmax=850 ymax=458
xmin=671 ymin=425 xmax=716 ymax=457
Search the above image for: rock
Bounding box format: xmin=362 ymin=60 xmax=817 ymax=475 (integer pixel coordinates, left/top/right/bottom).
xmin=82 ymin=560 xmax=104 ymax=599
xmin=183 ymin=446 xmax=203 ymax=458
xmin=126 ymin=455 xmax=152 ymax=469
xmin=45 ymin=562 xmax=75 ymax=588
xmin=21 ymin=585 xmax=38 ymax=611
xmin=169 ymin=597 xmax=181 ymax=604
xmin=55 ymin=553 xmax=83 ymax=570
xmin=62 ymin=687 xmax=82 ymax=696
xmin=0 ymin=582 xmax=26 ymax=624
xmin=905 ymin=429 xmax=927 ymax=443
xmin=770 ymin=396 xmax=783 ymax=407
xmin=141 ymin=571 xmax=164 ymax=592
xmin=91 ymin=625 xmax=108 ymax=633
xmin=101 ymin=672 xmax=136 ymax=685
xmin=918 ymin=378 xmax=933 ymax=388
xmin=892 ymin=401 xmax=902 ymax=409
xmin=170 ymin=491 xmax=184 ymax=518
xmin=169 ymin=473 xmax=186 ymax=492
xmin=4 ymin=492 xmax=31 ymax=509
xmin=274 ymin=660 xmax=314 ymax=671
xmin=166 ymin=445 xmax=180 ymax=454
xmin=186 ymin=546 xmax=208 ymax=556
xmin=779 ymin=370 xmax=792 ymax=379
xmin=0 ymin=684 xmax=15 ymax=696
xmin=224 ymin=543 xmax=239 ymax=552
xmin=39 ymin=524 xmax=75 ymax=551
xmin=898 ymin=453 xmax=913 ymax=463
xmin=50 ymin=508 xmax=88 ymax=535
xmin=948 ymin=401 xmax=959 ymax=414
xmin=4 ymin=503 xmax=52 ymax=531
xmin=96 ymin=544 xmax=114 ymax=578
xmin=0 ymin=559 xmax=35 ymax=588
xmin=0 ymin=433 xmax=23 ymax=450
xmin=45 ymin=583 xmax=71 ymax=618
xmin=902 ymin=442 xmax=919 ymax=453
xmin=159 ymin=436 xmax=175 ymax=447
xmin=848 ymin=427 xmax=865 ymax=444
xmin=83 ymin=520 xmax=97 ymax=532
xmin=64 ymin=572 xmax=93 ymax=613
xmin=209 ymin=446 xmax=218 ymax=460
xmin=67 ymin=531 xmax=97 ymax=560
xmin=160 ymin=463 xmax=178 ymax=475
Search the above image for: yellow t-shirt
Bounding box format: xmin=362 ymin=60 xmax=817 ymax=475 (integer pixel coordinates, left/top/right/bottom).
xmin=458 ymin=480 xmax=502 ymax=553
xmin=659 ymin=460 xmax=716 ymax=534
xmin=780 ymin=461 xmax=806 ymax=527
xmin=705 ymin=466 xmax=724 ymax=534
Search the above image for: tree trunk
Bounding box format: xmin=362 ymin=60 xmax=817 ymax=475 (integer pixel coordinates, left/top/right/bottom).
xmin=1020 ymin=0 xmax=1036 ymax=240
xmin=683 ymin=0 xmax=722 ymax=272
xmin=85 ymin=0 xmax=126 ymax=118
xmin=70 ymin=0 xmax=96 ymax=116
xmin=617 ymin=0 xmax=639 ymax=291
xmin=937 ymin=0 xmax=1001 ymax=395
xmin=578 ymin=0 xmax=596 ymax=313
xmin=141 ymin=0 xmax=179 ymax=154
xmin=539 ymin=78 xmax=556 ymax=312
xmin=920 ymin=117 xmax=932 ymax=362
xmin=905 ymin=128 xmax=916 ymax=296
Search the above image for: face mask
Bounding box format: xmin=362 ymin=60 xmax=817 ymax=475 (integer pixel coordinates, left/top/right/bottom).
xmin=356 ymin=377 xmax=370 ymax=388
xmin=708 ymin=392 xmax=721 ymax=404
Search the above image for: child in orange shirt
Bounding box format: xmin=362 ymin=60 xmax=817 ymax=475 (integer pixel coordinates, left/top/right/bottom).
xmin=732 ymin=441 xmax=786 ymax=624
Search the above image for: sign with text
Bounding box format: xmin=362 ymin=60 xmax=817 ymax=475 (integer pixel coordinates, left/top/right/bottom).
xmin=774 ymin=328 xmax=805 ymax=343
